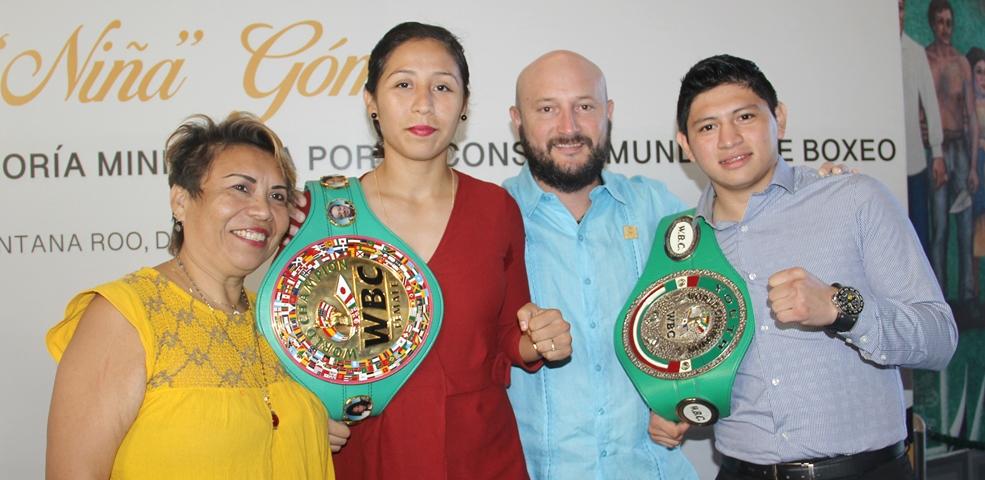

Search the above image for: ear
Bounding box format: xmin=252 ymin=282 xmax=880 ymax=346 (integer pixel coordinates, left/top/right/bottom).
xmin=363 ymin=88 xmax=377 ymax=117
xmin=774 ymin=102 xmax=788 ymax=140
xmin=170 ymin=185 xmax=190 ymax=222
xmin=676 ymin=131 xmax=694 ymax=163
xmin=606 ymin=99 xmax=614 ymax=122
xmin=509 ymin=105 xmax=522 ymax=132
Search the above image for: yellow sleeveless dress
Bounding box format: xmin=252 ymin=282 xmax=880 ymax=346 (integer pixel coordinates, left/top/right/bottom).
xmin=46 ymin=267 xmax=335 ymax=479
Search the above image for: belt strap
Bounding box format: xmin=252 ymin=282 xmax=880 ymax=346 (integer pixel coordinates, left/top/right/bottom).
xmin=615 ymin=211 xmax=754 ymax=425
xmin=720 ymin=441 xmax=906 ymax=480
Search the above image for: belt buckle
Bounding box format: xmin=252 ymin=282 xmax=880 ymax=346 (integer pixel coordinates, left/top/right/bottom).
xmin=771 ymin=461 xmax=816 ymax=480
xmin=794 ymin=462 xmax=816 ymax=480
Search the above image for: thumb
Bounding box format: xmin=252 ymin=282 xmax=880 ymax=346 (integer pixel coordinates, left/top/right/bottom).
xmin=517 ymin=303 xmax=539 ymax=332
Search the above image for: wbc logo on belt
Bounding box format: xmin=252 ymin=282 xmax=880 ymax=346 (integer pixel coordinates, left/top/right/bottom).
xmin=622 ymin=269 xmax=746 ymax=380
xmin=269 ymin=236 xmax=432 ymax=384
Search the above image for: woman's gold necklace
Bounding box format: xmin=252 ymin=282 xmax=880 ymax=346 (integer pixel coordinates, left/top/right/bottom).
xmin=374 ymin=167 xmax=457 ymax=228
xmin=175 ymin=255 xmax=280 ymax=430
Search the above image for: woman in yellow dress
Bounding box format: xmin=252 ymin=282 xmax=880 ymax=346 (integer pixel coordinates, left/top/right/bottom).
xmin=45 ymin=112 xmax=336 ymax=479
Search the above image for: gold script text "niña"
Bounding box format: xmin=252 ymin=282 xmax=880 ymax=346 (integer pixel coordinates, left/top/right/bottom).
xmin=1 ymin=20 xmax=189 ymax=106
xmin=242 ymin=20 xmax=368 ymax=120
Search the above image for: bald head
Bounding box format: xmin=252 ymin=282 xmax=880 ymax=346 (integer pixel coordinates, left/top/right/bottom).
xmin=510 ymin=50 xmax=614 ymax=195
xmin=515 ymin=50 xmax=608 ymax=107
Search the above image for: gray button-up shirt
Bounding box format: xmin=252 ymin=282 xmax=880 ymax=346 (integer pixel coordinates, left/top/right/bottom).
xmin=699 ymin=159 xmax=957 ymax=463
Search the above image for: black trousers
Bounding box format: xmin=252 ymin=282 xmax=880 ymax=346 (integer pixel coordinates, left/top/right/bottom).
xmin=715 ymin=453 xmax=914 ymax=480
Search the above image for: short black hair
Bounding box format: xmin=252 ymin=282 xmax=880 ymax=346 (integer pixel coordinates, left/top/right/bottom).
xmin=676 ymin=54 xmax=778 ymax=136
xmin=927 ymin=0 xmax=953 ymax=28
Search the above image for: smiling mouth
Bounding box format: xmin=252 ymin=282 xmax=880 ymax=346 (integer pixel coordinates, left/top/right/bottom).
xmin=548 ymin=134 xmax=593 ymax=153
xmin=233 ymin=229 xmax=268 ymax=242
xmin=719 ymin=153 xmax=750 ymax=168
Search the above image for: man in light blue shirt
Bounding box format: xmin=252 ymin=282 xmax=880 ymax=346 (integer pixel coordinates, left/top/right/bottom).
xmin=504 ymin=50 xmax=697 ymax=480
xmin=649 ymin=54 xmax=957 ymax=480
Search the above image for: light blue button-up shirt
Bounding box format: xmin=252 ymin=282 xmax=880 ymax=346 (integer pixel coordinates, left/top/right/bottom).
xmin=700 ymin=160 xmax=958 ymax=464
xmin=505 ymin=164 xmax=696 ymax=480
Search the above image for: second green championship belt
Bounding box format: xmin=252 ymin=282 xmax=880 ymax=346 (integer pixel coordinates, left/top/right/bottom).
xmin=615 ymin=210 xmax=753 ymax=426
xmin=257 ymin=175 xmax=443 ymax=424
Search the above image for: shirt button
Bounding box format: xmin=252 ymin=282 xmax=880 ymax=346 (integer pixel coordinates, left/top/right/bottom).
xmin=880 ymin=354 xmax=887 ymax=361
xmin=740 ymin=225 xmax=749 ymax=232
xmin=781 ymin=432 xmax=789 ymax=440
xmin=589 ymin=322 xmax=597 ymax=329
xmin=771 ymin=378 xmax=780 ymax=386
xmin=601 ymin=450 xmax=608 ymax=458
xmin=748 ymin=273 xmax=757 ymax=281
xmin=860 ymin=335 xmax=869 ymax=343
xmin=584 ymin=278 xmax=592 ymax=285
xmin=760 ymin=325 xmax=769 ymax=332
xmin=597 ymin=408 xmax=605 ymax=416
xmin=594 ymin=365 xmax=602 ymax=372
xmin=846 ymin=338 xmax=853 ymax=344
xmin=578 ymin=233 xmax=585 ymax=241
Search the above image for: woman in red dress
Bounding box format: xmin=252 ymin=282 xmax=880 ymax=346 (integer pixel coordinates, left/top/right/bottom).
xmin=329 ymin=22 xmax=572 ymax=479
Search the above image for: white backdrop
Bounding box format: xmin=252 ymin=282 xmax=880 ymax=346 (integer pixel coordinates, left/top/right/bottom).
xmin=0 ymin=1 xmax=903 ymax=478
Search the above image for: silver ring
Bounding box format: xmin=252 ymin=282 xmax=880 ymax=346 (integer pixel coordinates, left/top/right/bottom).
xmin=550 ymin=339 xmax=556 ymax=352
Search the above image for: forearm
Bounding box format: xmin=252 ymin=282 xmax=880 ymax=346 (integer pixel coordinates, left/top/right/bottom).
xmin=847 ymin=177 xmax=958 ymax=370
xmin=840 ymin=297 xmax=957 ymax=370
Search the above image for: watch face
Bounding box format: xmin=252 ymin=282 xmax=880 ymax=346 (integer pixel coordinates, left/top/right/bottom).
xmin=835 ymin=286 xmax=864 ymax=315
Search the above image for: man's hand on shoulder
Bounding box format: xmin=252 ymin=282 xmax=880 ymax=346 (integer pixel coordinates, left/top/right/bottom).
xmin=767 ymin=267 xmax=839 ymax=328
xmin=283 ymin=188 xmax=308 ymax=247
xmin=817 ymin=163 xmax=858 ymax=177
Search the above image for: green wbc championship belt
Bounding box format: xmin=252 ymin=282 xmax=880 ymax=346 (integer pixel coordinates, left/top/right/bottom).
xmin=257 ymin=175 xmax=443 ymax=424
xmin=615 ymin=210 xmax=753 ymax=426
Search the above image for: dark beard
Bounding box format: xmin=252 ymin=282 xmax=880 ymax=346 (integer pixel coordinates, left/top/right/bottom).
xmin=519 ymin=122 xmax=612 ymax=193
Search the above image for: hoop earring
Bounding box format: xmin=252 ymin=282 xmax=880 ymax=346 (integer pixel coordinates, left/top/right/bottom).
xmin=460 ymin=114 xmax=468 ymax=121
xmin=371 ymin=112 xmax=378 ymax=119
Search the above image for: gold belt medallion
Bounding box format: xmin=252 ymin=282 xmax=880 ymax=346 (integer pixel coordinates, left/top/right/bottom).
xmin=270 ymin=236 xmax=433 ymax=384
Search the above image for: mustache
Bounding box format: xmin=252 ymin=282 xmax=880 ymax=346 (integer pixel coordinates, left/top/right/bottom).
xmin=547 ymin=134 xmax=594 ymax=153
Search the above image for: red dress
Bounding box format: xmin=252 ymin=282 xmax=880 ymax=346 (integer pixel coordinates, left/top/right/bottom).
xmin=333 ymin=171 xmax=534 ymax=480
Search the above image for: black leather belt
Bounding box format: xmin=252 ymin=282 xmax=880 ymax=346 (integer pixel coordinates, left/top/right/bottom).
xmin=720 ymin=441 xmax=906 ymax=480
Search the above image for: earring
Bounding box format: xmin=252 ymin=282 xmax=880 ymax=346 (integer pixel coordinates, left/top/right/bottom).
xmin=460 ymin=114 xmax=468 ymax=121
xmin=371 ymin=112 xmax=378 ymax=119
xmin=172 ymin=215 xmax=183 ymax=232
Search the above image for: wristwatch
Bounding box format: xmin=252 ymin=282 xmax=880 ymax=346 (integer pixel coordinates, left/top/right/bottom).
xmin=827 ymin=283 xmax=863 ymax=333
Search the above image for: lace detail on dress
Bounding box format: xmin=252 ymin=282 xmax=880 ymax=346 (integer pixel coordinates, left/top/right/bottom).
xmin=122 ymin=271 xmax=288 ymax=390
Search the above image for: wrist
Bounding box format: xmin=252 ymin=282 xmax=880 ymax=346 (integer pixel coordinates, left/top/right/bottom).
xmin=826 ymin=283 xmax=864 ymax=333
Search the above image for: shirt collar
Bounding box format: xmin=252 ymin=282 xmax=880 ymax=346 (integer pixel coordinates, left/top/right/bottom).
xmin=695 ymin=157 xmax=795 ymax=223
xmin=511 ymin=164 xmax=623 ymax=216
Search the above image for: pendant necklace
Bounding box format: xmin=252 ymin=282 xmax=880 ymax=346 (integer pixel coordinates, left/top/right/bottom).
xmin=175 ymin=255 xmax=280 ymax=430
